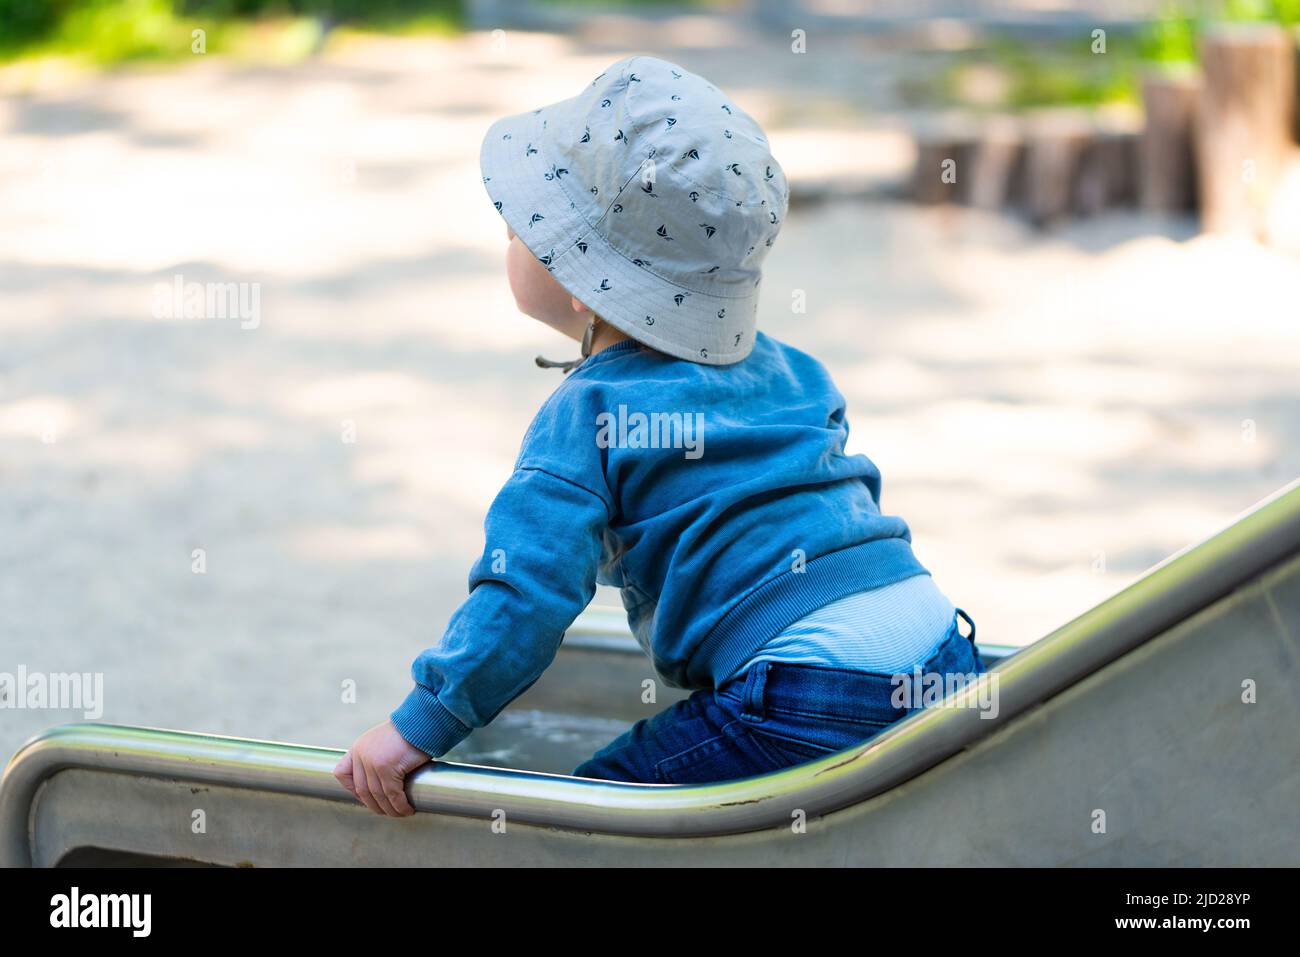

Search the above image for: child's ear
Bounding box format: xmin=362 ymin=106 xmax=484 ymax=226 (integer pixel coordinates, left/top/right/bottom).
xmin=571 ymin=296 xmax=591 ymax=315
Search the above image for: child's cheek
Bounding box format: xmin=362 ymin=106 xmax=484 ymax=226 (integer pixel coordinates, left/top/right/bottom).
xmin=507 ymin=238 xmax=567 ymax=324
xmin=505 ymin=238 xmax=540 ymax=314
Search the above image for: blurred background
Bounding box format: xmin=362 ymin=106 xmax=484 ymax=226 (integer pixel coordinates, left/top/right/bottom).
xmin=3 ymin=1 xmax=1299 ymax=766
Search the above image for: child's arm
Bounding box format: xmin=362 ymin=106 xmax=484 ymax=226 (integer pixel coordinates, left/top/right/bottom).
xmin=335 ymin=464 xmax=610 ymax=816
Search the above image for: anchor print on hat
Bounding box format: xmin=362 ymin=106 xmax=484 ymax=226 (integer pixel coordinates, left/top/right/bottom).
xmin=479 ymin=54 xmax=789 ymax=365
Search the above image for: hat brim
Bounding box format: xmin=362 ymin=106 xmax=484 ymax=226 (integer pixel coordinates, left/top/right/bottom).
xmin=479 ymin=105 xmax=757 ymax=366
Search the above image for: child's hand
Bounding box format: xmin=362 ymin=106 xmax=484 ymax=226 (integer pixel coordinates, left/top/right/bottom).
xmin=333 ymin=720 xmax=429 ymax=817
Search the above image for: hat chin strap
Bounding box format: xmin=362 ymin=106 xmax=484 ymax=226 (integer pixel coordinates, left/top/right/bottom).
xmin=535 ymin=316 xmax=598 ymax=373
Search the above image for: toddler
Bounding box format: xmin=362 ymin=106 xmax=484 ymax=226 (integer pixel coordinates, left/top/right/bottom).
xmin=334 ymin=55 xmax=985 ymax=816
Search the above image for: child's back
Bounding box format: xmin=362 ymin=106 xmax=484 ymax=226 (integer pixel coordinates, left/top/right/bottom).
xmin=515 ymin=330 xmax=930 ymax=690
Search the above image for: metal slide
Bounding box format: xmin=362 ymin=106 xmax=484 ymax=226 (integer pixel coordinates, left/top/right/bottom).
xmin=3 ymin=480 xmax=1298 ymax=866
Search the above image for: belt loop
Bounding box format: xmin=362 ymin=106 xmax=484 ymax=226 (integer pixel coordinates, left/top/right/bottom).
xmin=955 ymin=607 xmax=976 ymax=646
xmin=742 ymin=660 xmax=768 ymax=720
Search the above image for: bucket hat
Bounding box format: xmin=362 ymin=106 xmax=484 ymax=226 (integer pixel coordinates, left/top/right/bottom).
xmin=480 ymin=54 xmax=789 ymax=366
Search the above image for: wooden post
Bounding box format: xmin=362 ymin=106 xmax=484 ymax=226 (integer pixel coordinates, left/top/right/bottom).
xmin=1195 ymin=23 xmax=1297 ymax=236
xmin=965 ymin=114 xmax=1025 ymax=211
xmin=1021 ymin=109 xmax=1093 ymax=228
xmin=1075 ymin=108 xmax=1141 ymax=215
xmin=1139 ymin=67 xmax=1201 ymax=213
xmin=911 ymin=113 xmax=979 ymax=205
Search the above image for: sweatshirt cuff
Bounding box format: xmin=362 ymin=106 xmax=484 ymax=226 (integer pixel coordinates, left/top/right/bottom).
xmin=390 ymin=684 xmax=472 ymax=758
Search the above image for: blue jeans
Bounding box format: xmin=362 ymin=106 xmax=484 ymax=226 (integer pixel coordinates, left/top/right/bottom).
xmin=572 ymin=609 xmax=985 ymax=784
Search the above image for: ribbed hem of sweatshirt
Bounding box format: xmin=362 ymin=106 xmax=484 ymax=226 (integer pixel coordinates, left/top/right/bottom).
xmin=689 ymin=537 xmax=929 ymax=688
xmin=390 ymin=683 xmax=473 ymax=758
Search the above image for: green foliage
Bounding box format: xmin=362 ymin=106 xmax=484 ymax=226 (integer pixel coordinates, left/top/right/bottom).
xmin=176 ymin=0 xmax=460 ymax=23
xmin=1218 ymin=0 xmax=1300 ymax=24
xmin=0 ymin=0 xmax=71 ymax=47
xmin=1138 ymin=0 xmax=1300 ymax=65
xmin=989 ymin=35 xmax=1139 ymax=109
xmin=44 ymin=0 xmax=190 ymax=61
xmin=0 ymin=0 xmax=464 ymax=63
xmin=910 ymin=0 xmax=1300 ymax=113
xmin=907 ymin=32 xmax=1146 ymax=113
xmin=1138 ymin=6 xmax=1198 ymax=63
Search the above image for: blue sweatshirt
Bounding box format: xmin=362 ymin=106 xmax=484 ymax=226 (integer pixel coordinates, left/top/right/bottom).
xmin=390 ymin=332 xmax=930 ymax=757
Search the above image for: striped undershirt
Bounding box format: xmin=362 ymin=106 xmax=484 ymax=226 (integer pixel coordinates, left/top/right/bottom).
xmin=726 ymin=573 xmax=957 ymax=682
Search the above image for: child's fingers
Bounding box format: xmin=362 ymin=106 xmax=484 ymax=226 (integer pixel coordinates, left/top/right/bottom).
xmin=360 ymin=756 xmax=401 ymax=817
xmin=382 ymin=769 xmax=416 ymax=817
xmin=350 ymin=757 xmax=385 ymax=815
xmin=333 ymin=752 xmax=356 ymax=794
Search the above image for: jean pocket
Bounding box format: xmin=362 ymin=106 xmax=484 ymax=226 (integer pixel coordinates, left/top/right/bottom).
xmin=655 ymin=734 xmax=730 ymax=783
xmin=749 ymin=726 xmax=849 ymax=766
xmin=654 ymin=721 xmax=777 ymax=785
xmin=754 ymin=722 xmax=873 ymax=769
xmin=754 ymin=710 xmax=901 ymax=762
